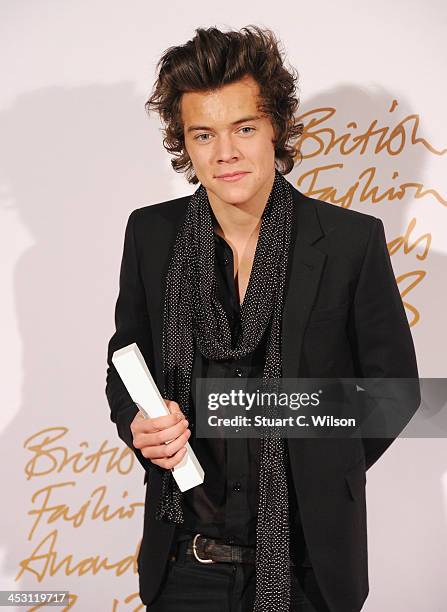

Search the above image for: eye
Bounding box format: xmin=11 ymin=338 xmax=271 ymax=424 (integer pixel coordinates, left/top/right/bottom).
xmin=239 ymin=127 xmax=255 ymax=134
xmin=194 ymin=133 xmax=211 ymax=141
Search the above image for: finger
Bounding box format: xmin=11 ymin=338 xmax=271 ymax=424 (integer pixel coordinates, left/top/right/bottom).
xmin=130 ymin=415 xmax=184 ymax=448
xmin=132 ymin=419 xmax=189 ymax=448
xmin=151 ymin=446 xmax=188 ymax=470
xmin=165 ymin=399 xmax=182 ymax=415
xmin=142 ymin=427 xmax=191 ymax=460
xmin=148 ymin=411 xmax=185 ymax=432
xmin=136 ymin=418 xmax=189 ymax=449
xmin=132 ymin=399 xmax=185 ymax=435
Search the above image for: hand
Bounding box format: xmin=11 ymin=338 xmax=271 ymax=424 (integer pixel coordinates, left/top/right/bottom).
xmin=130 ymin=399 xmax=191 ymax=470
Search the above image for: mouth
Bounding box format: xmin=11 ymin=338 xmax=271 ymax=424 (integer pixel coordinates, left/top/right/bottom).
xmin=216 ymin=172 xmax=249 ymax=182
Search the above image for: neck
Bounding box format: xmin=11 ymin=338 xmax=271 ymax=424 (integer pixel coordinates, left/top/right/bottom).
xmin=207 ymin=170 xmax=275 ymax=243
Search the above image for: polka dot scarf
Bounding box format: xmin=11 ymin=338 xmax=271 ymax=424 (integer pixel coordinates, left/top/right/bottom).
xmin=156 ymin=168 xmax=294 ymax=611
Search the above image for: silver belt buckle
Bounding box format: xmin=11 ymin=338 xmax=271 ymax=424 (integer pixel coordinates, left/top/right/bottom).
xmin=192 ymin=533 xmax=215 ymax=564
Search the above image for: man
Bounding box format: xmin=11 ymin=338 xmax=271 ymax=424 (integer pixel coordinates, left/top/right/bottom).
xmin=105 ymin=26 xmax=420 ymax=612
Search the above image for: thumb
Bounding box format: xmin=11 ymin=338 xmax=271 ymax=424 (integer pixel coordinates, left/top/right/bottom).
xmin=164 ymin=399 xmax=184 ymax=417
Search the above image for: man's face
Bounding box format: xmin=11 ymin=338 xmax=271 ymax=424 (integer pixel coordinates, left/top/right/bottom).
xmin=181 ymin=74 xmax=276 ymax=207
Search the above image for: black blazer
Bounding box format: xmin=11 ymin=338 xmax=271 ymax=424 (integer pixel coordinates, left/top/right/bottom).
xmin=105 ymin=183 xmax=420 ymax=612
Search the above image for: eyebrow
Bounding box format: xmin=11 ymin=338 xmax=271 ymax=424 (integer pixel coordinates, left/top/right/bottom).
xmin=186 ymin=115 xmax=261 ymax=133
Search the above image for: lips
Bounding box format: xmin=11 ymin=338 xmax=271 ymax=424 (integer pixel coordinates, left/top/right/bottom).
xmin=216 ymin=172 xmax=249 ymax=182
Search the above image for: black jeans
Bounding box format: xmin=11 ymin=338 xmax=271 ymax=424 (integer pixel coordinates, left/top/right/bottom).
xmin=146 ymin=545 xmax=330 ymax=612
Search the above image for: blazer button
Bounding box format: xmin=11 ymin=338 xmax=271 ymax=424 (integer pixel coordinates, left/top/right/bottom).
xmin=235 ymin=368 xmax=243 ymax=377
xmin=233 ymin=482 xmax=242 ymax=492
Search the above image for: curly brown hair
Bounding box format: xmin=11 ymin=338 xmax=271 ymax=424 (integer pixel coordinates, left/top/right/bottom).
xmin=144 ymin=25 xmax=304 ymax=184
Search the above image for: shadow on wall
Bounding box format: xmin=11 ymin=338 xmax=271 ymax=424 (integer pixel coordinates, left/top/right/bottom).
xmin=0 ymin=82 xmax=186 ymax=606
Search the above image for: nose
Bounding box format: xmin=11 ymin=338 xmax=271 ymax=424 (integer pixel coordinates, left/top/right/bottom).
xmin=214 ymin=134 xmax=240 ymax=163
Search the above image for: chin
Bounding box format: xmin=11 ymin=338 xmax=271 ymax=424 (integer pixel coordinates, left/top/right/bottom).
xmin=216 ymin=186 xmax=254 ymax=204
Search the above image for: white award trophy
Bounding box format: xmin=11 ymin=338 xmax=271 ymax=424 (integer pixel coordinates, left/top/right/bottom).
xmin=112 ymin=342 xmax=204 ymax=492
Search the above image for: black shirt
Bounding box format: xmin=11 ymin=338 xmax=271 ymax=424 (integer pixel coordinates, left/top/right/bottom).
xmin=173 ymin=228 xmax=305 ymax=556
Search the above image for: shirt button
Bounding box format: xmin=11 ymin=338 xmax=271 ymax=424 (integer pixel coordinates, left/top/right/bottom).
xmin=233 ymin=482 xmax=242 ymax=492
xmin=235 ymin=368 xmax=243 ymax=377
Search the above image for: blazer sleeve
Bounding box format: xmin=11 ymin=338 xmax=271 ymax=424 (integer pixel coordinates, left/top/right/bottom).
xmin=105 ymin=209 xmax=156 ymax=477
xmin=347 ymin=217 xmax=421 ymax=471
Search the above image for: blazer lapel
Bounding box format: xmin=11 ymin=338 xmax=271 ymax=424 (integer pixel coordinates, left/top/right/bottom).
xmin=281 ymin=186 xmax=326 ymax=378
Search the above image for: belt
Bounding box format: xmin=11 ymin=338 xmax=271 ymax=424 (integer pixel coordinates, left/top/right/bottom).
xmin=170 ymin=533 xmax=295 ymax=566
